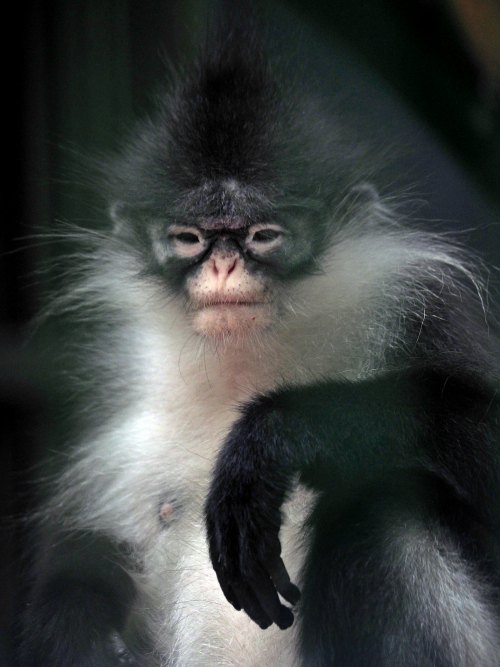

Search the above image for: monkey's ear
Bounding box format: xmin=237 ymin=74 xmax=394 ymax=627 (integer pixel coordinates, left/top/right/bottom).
xmin=350 ymin=182 xmax=380 ymax=203
xmin=109 ymin=201 xmax=129 ymax=235
xmin=342 ymin=183 xmax=386 ymax=226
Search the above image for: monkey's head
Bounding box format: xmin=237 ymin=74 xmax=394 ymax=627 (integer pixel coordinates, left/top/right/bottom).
xmin=106 ymin=23 xmax=356 ymax=340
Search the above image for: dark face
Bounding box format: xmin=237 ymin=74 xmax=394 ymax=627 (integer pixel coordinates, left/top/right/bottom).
xmin=149 ymin=214 xmax=313 ymax=338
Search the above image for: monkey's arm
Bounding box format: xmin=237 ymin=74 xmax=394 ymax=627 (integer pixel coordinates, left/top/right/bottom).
xmin=205 ymin=367 xmax=499 ymax=629
xmin=20 ymin=531 xmax=138 ymax=667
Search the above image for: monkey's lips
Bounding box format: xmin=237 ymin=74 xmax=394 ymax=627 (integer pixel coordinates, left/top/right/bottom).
xmin=191 ymin=299 xmax=272 ymax=337
xmin=200 ymin=300 xmax=264 ymax=309
xmin=194 ymin=295 xmax=265 ymax=307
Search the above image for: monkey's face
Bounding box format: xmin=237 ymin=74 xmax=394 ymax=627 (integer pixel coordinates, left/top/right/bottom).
xmin=154 ymin=217 xmax=299 ymax=338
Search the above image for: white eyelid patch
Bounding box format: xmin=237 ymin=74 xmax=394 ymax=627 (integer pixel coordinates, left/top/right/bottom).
xmin=246 ymin=223 xmax=285 ymax=253
xmin=149 ymin=224 xmax=206 ymax=263
xmin=168 ymin=225 xmax=206 ymax=258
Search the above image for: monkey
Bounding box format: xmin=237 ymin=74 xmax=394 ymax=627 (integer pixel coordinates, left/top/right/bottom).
xmin=19 ymin=5 xmax=500 ymax=667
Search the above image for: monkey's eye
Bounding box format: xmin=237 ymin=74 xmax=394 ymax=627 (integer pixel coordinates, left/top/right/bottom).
xmin=246 ymin=225 xmax=284 ymax=253
xmin=168 ymin=226 xmax=206 ymax=258
xmin=252 ymin=229 xmax=281 ymax=242
xmin=174 ymin=232 xmax=200 ymax=244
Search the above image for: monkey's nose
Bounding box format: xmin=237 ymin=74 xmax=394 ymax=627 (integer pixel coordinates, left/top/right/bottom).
xmin=209 ymin=255 xmax=238 ymax=280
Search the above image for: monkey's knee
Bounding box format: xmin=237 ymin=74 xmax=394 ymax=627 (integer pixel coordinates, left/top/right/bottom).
xmin=300 ymin=508 xmax=499 ymax=667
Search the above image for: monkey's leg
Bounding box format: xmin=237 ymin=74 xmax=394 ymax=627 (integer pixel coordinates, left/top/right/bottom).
xmin=19 ymin=530 xmax=138 ymax=667
xmin=300 ymin=486 xmax=500 ymax=667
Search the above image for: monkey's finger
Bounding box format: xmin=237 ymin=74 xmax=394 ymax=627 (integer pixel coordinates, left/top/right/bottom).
xmin=267 ymin=557 xmax=301 ymax=606
xmin=249 ymin=565 xmax=294 ymax=630
xmin=214 ymin=568 xmax=241 ymax=611
xmin=231 ymin=580 xmax=272 ymax=630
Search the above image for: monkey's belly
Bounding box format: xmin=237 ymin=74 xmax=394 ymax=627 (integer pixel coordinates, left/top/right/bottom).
xmin=132 ymin=485 xmax=315 ymax=667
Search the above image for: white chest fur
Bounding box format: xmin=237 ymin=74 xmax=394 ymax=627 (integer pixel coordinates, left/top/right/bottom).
xmin=125 ymin=352 xmax=315 ymax=665
xmin=54 ymin=315 xmax=314 ymax=666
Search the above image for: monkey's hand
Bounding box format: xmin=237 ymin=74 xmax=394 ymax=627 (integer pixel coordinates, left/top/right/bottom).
xmin=205 ymin=402 xmax=300 ymax=630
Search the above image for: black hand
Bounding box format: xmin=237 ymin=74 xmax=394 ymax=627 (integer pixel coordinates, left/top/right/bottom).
xmin=205 ymin=411 xmax=300 ymax=630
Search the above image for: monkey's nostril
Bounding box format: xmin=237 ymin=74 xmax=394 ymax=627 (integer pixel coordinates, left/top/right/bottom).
xmin=211 ymin=256 xmax=238 ymax=279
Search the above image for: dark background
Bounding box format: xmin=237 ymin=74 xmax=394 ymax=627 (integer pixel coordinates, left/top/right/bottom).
xmin=3 ymin=1 xmax=499 ymax=664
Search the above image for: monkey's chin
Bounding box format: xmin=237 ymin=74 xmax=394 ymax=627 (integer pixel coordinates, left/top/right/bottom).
xmin=191 ymin=303 xmax=272 ymax=338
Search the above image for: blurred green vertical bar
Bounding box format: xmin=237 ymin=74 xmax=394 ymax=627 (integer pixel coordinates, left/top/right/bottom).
xmin=47 ymin=0 xmax=134 ymax=229
xmin=173 ymin=0 xmax=211 ymax=56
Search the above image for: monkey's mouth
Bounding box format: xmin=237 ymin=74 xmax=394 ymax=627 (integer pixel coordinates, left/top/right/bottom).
xmin=190 ymin=299 xmax=272 ymax=337
xmin=200 ymin=301 xmax=264 ymax=309
xmin=192 ymin=296 xmax=267 ymax=310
